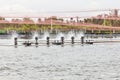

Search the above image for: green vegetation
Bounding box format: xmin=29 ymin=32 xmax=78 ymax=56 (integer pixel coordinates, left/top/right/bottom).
xmin=0 ymin=24 xmax=119 ymax=34
xmin=0 ymin=21 xmax=119 ymax=34
xmin=2 ymin=24 xmax=74 ymax=32
xmin=84 ymin=18 xmax=120 ymax=26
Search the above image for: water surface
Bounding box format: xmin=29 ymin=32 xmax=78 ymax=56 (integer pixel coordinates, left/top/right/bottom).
xmin=0 ymin=40 xmax=120 ymax=80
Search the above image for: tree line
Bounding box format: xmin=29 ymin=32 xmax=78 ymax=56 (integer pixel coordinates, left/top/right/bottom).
xmin=84 ymin=18 xmax=120 ymax=27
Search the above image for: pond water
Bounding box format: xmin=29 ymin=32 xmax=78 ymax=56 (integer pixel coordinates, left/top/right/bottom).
xmin=0 ymin=39 xmax=120 ymax=80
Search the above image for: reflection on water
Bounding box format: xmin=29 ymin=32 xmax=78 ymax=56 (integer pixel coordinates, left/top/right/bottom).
xmin=0 ymin=40 xmax=120 ymax=80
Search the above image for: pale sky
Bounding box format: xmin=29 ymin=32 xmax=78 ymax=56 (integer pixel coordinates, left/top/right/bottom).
xmin=0 ymin=0 xmax=119 ymax=17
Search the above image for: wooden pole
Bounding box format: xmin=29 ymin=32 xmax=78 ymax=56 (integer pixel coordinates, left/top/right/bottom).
xmin=46 ymin=37 xmax=50 ymax=46
xmin=14 ymin=37 xmax=18 ymax=46
xmin=61 ymin=37 xmax=64 ymax=44
xmin=81 ymin=36 xmax=84 ymax=44
xmin=35 ymin=37 xmax=38 ymax=46
xmin=71 ymin=37 xmax=74 ymax=44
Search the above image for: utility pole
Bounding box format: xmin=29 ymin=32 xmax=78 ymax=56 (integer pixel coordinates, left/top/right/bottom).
xmin=50 ymin=17 xmax=53 ymax=33
xmin=103 ymin=13 xmax=106 ymax=27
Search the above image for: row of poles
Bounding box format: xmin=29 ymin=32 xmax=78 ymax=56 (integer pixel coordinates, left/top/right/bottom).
xmin=14 ymin=36 xmax=85 ymax=46
xmin=46 ymin=37 xmax=84 ymax=45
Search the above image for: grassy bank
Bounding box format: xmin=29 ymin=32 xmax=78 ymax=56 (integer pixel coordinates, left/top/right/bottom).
xmin=0 ymin=24 xmax=119 ymax=34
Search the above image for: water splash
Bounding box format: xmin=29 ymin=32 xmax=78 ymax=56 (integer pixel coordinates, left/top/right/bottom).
xmin=11 ymin=31 xmax=18 ymax=40
xmin=76 ymin=31 xmax=84 ymax=40
xmin=66 ymin=31 xmax=75 ymax=40
xmin=41 ymin=31 xmax=50 ymax=40
xmin=55 ymin=32 xmax=64 ymax=40
xmin=32 ymin=31 xmax=39 ymax=40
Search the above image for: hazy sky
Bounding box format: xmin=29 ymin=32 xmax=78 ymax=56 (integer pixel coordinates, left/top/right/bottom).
xmin=0 ymin=0 xmax=119 ymax=16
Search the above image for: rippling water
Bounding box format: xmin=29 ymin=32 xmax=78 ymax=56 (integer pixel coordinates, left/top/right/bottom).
xmin=0 ymin=39 xmax=120 ymax=80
